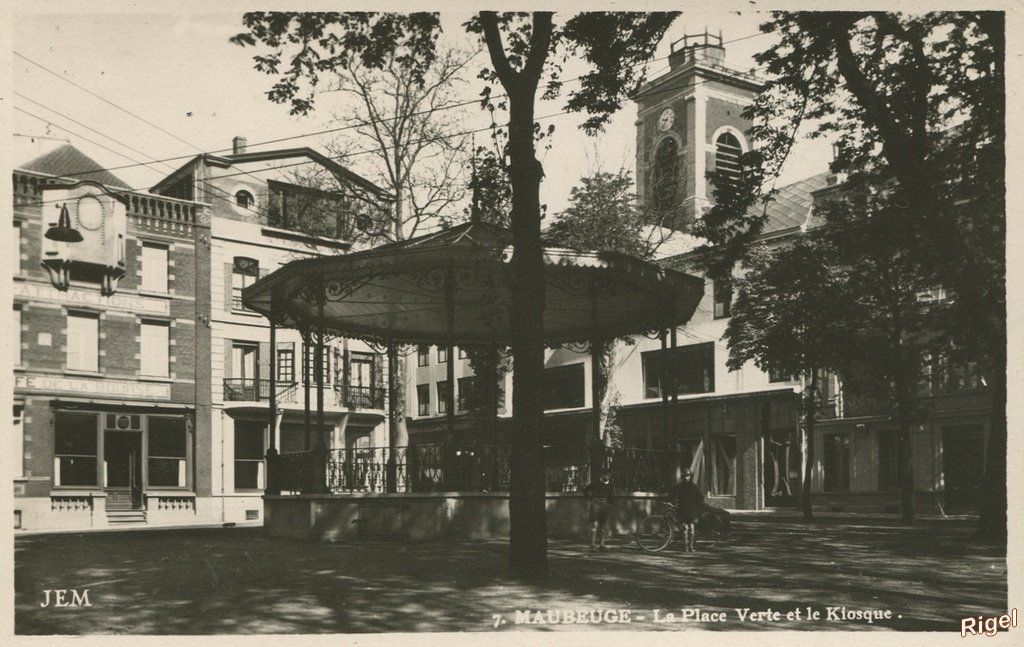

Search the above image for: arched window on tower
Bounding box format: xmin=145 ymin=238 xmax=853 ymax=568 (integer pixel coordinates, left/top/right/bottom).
xmin=650 ymin=138 xmax=680 ymax=212
xmin=715 ymin=132 xmax=743 ymax=184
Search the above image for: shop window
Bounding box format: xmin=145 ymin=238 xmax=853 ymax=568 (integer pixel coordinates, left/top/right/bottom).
xmin=267 ymin=179 xmax=354 ymax=238
xmin=713 ymin=278 xmax=732 ymax=319
xmin=877 ymin=430 xmax=899 ymax=492
xmin=140 ymin=320 xmax=170 ymax=378
xmin=437 ymin=380 xmax=449 ymax=414
xmin=14 ymin=405 xmax=24 ymax=478
xmin=823 ymin=433 xmax=852 ymax=492
xmin=350 ymin=352 xmax=375 ymax=390
xmin=543 ymin=363 xmax=585 ymax=410
xmin=231 ymin=257 xmax=259 ymax=311
xmin=709 ymin=435 xmax=737 ymax=496
xmin=148 ymin=417 xmax=187 ymax=488
xmin=417 ymin=384 xmax=430 ymax=416
xmin=924 ymin=346 xmax=981 ymax=395
xmin=141 ymin=243 xmax=169 ymax=293
xmin=14 ymin=305 xmax=22 ymax=367
xmin=234 ymin=421 xmax=265 ymax=490
xmin=13 ymin=220 xmax=22 ymax=274
xmin=302 ymin=342 xmax=331 ymax=385
xmin=769 ymin=368 xmax=797 ymax=383
xmin=54 ymin=412 xmax=98 ymax=487
xmin=642 ymin=342 xmax=715 ymax=398
xmin=277 ymin=343 xmax=295 ymax=384
xmin=417 ymin=345 xmax=429 ymax=367
xmin=66 ymin=311 xmax=99 ymax=372
xmin=232 ymin=342 xmax=259 ymax=381
xmin=457 ymin=376 xmax=474 ymax=411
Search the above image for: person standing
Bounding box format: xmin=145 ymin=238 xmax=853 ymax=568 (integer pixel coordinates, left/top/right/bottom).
xmin=671 ymin=467 xmax=704 ymax=552
xmin=584 ymin=469 xmax=614 ymax=551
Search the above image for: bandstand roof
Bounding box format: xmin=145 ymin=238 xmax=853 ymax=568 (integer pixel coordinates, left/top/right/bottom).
xmin=242 ymin=222 xmax=704 ymax=346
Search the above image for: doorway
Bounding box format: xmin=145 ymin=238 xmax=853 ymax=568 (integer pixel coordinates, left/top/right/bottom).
xmin=764 ymin=428 xmax=799 ymax=506
xmin=942 ymin=424 xmax=984 ymax=512
xmin=104 ymin=431 xmax=143 ymax=510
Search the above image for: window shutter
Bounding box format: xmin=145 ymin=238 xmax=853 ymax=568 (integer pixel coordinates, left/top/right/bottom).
xmin=224 ymin=263 xmax=233 ymax=311
xmin=342 ymin=343 xmax=351 ymax=392
xmin=223 ymin=339 xmax=233 ymax=380
xmin=141 ymin=322 xmax=169 ymax=377
xmin=373 ymin=353 xmax=384 ymax=393
xmin=67 ymin=313 xmax=98 ymax=372
xmin=259 ymin=342 xmax=271 ymax=382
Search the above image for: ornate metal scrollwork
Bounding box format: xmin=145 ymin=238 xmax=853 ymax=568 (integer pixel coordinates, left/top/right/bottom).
xmin=409 ymin=267 xmax=448 ymax=293
xmin=546 ymin=271 xmax=590 ymax=297
xmin=563 ymin=340 xmax=592 ymax=354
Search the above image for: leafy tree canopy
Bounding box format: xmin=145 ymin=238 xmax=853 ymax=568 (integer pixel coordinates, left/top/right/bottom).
xmin=697 ymin=12 xmax=1003 ymax=346
xmin=545 ymin=169 xmax=651 ymax=258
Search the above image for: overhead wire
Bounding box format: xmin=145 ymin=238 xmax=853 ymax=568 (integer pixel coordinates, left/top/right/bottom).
xmin=12 ymin=26 xmax=776 ymax=196
xmin=14 ymin=93 xmax=273 ymax=219
xmin=16 ymin=54 xmax=775 ymax=212
xmin=13 ymin=52 xmax=301 ymax=212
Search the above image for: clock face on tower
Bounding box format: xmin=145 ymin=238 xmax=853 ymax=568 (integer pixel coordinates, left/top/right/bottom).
xmin=657 ymin=107 xmax=675 ymax=132
xmin=77 ymin=196 xmax=104 ymax=231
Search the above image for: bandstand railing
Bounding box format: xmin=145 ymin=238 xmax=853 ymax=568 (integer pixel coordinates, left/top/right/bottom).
xmin=267 ymin=444 xmax=682 ymax=495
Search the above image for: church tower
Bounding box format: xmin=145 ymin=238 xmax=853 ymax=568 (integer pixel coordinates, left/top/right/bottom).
xmin=634 ymin=31 xmax=763 ymax=230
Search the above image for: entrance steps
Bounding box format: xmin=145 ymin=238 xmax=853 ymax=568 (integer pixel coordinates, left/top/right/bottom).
xmin=106 ymin=510 xmax=147 ymax=525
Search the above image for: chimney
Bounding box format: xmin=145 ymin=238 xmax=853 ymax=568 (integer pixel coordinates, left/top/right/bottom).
xmin=232 ymin=136 xmax=248 ymax=155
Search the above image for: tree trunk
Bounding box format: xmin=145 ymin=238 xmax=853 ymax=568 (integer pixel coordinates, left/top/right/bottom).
xmin=800 ymin=372 xmax=817 ymax=519
xmin=890 ymin=316 xmax=916 ymax=523
xmin=387 ymin=344 xmax=408 ymax=492
xmin=506 ymin=86 xmax=548 ymax=576
xmin=479 ymin=12 xmax=553 ymax=578
xmin=892 ymin=361 xmax=916 ymax=523
xmin=894 ymin=403 xmax=915 ymax=522
xmin=978 ymin=345 xmax=1007 ymax=542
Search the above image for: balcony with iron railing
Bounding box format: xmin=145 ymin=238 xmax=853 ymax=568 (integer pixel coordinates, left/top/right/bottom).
xmin=222 ymin=378 xmax=384 ymax=410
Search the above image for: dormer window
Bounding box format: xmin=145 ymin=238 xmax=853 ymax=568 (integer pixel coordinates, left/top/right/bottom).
xmin=235 ymin=190 xmax=254 ymax=209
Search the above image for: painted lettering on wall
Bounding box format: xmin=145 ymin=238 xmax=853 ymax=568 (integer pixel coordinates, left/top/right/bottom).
xmin=14 ymin=282 xmax=169 ymax=315
xmin=16 ymin=374 xmax=170 ymax=399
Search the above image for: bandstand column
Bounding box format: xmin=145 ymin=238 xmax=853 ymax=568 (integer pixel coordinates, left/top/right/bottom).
xmin=265 ymin=311 xmax=280 ymax=495
xmin=444 ymin=264 xmax=457 ymax=489
xmin=312 ymin=284 xmax=328 ymax=493
xmin=589 ymin=280 xmax=607 ymax=476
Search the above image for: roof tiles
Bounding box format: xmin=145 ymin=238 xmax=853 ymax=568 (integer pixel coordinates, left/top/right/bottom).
xmin=19 ymin=144 xmax=131 ymax=189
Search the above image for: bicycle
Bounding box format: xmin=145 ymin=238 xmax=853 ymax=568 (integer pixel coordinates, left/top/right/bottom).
xmin=634 ymin=502 xmax=726 ymax=552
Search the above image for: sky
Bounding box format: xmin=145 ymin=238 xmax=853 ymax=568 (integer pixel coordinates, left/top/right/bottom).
xmin=11 ymin=4 xmax=833 ymax=216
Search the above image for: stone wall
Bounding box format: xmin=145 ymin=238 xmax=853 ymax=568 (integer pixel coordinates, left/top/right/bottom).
xmin=265 ymin=492 xmax=667 ymax=542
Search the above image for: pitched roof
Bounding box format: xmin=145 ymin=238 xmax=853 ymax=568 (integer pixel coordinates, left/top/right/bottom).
xmin=150 ymin=147 xmax=394 ymax=201
xmin=657 ymin=171 xmax=834 ymax=270
xmin=19 ymin=144 xmax=131 ymax=189
xmin=756 ymin=171 xmax=832 ymax=235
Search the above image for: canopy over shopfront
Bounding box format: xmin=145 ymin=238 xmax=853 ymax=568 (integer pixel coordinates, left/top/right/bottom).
xmin=242 ymin=221 xmax=703 ymax=345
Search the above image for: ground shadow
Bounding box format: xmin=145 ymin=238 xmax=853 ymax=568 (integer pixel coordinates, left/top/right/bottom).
xmin=14 ymin=516 xmax=1006 ymax=634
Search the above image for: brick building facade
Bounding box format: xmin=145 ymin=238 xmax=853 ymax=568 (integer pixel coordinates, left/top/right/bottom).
xmin=13 ymin=149 xmax=212 ymax=530
xmin=13 ymin=140 xmax=393 ymax=531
